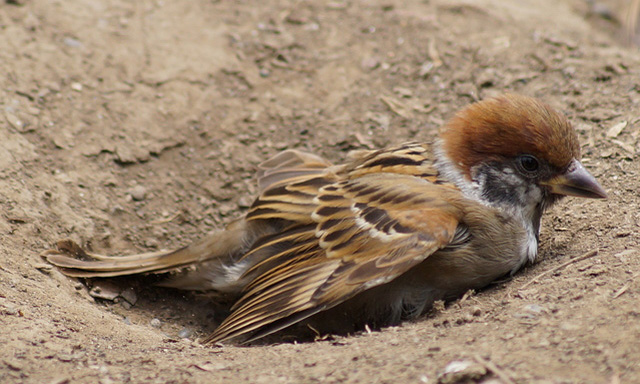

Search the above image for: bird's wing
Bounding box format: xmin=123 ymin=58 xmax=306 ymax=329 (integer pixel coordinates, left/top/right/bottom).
xmin=205 ymin=169 xmax=463 ymax=343
xmin=256 ymin=149 xmax=334 ymax=193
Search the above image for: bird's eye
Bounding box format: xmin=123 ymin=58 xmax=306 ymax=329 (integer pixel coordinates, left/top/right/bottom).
xmin=518 ymin=155 xmax=539 ymax=173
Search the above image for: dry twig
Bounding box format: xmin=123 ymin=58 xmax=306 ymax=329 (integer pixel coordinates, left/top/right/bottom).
xmin=519 ymin=249 xmax=599 ymax=290
xmin=473 ymin=355 xmax=515 ymax=384
xmin=612 ymin=273 xmax=638 ymax=300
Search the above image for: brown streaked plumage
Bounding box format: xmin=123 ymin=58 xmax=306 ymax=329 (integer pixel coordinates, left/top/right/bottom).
xmin=42 ymin=94 xmax=607 ymax=344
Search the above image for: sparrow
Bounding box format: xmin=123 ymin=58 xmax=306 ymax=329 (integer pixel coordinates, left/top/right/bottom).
xmin=43 ymin=94 xmax=607 ymax=344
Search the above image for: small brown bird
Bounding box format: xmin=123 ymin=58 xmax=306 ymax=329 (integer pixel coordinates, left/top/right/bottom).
xmin=43 ymin=94 xmax=607 ymax=344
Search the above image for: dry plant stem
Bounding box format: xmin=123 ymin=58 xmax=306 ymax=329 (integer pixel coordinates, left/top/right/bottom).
xmin=611 ymin=272 xmax=638 ymax=300
xmin=474 ymin=355 xmax=516 ymax=384
xmin=519 ymin=249 xmax=599 ymax=290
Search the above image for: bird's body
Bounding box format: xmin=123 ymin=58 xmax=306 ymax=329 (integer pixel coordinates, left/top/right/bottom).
xmin=43 ymin=94 xmax=606 ymax=343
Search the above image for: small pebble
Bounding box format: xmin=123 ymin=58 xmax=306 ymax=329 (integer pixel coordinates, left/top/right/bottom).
xmin=438 ymin=359 xmax=487 ymax=384
xmin=89 ymin=284 xmax=119 ymax=301
xmin=560 ymin=322 xmax=580 ymax=331
xmin=178 ymin=328 xmax=193 ymax=339
xmin=237 ymin=196 xmax=253 ymax=208
xmin=129 ymin=185 xmax=147 ymax=201
xmin=119 ymin=288 xmax=137 ymax=306
xmin=361 ymin=57 xmax=380 ymax=70
xmin=57 ymin=353 xmax=74 ymax=362
xmin=150 ymin=318 xmax=162 ymax=328
xmin=4 ymin=358 xmax=23 ymax=371
xmin=3 ymin=305 xmax=19 ymax=316
xmin=70 ymin=82 xmax=83 ymax=92
xmin=63 ymin=37 xmax=82 ymax=48
xmin=523 ymin=304 xmax=544 ymax=314
xmin=5 ymin=112 xmax=24 ymax=130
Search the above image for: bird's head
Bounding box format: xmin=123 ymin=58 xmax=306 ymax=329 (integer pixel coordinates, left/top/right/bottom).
xmin=435 ymin=93 xmax=607 ymax=258
xmin=438 ymin=93 xmax=607 ymax=206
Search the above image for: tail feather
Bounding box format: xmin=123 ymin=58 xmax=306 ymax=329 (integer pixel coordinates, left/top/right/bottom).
xmin=41 ymin=219 xmax=263 ymax=279
xmin=42 ymin=240 xmax=201 ymax=278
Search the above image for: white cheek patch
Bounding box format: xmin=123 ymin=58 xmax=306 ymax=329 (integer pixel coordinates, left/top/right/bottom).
xmin=433 ymin=141 xmax=482 ymax=201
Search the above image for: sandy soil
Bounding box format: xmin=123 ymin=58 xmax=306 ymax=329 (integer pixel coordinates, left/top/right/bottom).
xmin=1 ymin=0 xmax=640 ymax=383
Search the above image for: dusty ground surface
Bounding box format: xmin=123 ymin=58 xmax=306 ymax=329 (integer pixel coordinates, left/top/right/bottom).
xmin=1 ymin=0 xmax=640 ymax=383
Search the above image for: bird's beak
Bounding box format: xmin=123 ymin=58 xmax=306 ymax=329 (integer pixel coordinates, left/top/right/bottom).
xmin=542 ymin=159 xmax=607 ymax=199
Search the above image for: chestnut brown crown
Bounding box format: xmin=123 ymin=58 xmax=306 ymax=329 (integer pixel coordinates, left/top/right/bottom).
xmin=440 ymin=94 xmax=580 ymax=178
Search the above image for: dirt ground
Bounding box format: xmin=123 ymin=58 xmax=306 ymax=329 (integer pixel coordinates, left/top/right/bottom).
xmin=1 ymin=0 xmax=640 ymax=382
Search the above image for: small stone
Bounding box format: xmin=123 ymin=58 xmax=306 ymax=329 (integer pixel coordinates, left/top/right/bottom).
xmin=2 ymin=305 xmax=19 ymax=316
xmin=600 ymin=149 xmax=614 ymax=158
xmin=606 ymin=121 xmax=627 ymax=138
xmin=143 ymin=238 xmax=159 ymax=249
xmin=115 ymin=145 xmax=141 ymax=164
xmin=501 ymin=333 xmax=516 ymax=340
xmin=119 ymin=288 xmax=137 ymax=306
xmin=63 ymin=37 xmax=82 ymax=48
xmin=259 ymin=68 xmax=270 ymax=78
xmin=178 ymin=328 xmax=193 ymax=339
xmin=471 ymin=307 xmax=482 ymax=316
xmin=562 ymin=66 xmax=576 ymax=78
xmin=438 ymin=359 xmax=487 ymax=384
xmin=150 ymin=318 xmax=162 ymax=328
xmin=218 ymin=203 xmax=235 ymax=216
xmin=560 ymin=322 xmax=580 ymax=331
xmin=4 ymin=359 xmax=23 ymax=371
xmin=70 ymin=82 xmax=83 ymax=92
xmin=57 ymin=354 xmax=74 ymax=362
xmin=476 ymin=68 xmax=497 ymax=88
xmin=89 ymin=282 xmax=120 ymax=301
xmin=523 ymin=304 xmax=544 ymax=314
xmin=237 ymin=196 xmax=253 ymax=208
xmin=361 ymin=56 xmax=380 ymax=70
xmin=365 ymin=112 xmax=390 ymax=130
xmin=129 ymin=185 xmax=147 ymax=201
xmin=274 ymin=142 xmax=288 ymax=151
xmin=5 ymin=112 xmax=24 ymax=131
xmin=418 ymin=62 xmax=434 ymax=77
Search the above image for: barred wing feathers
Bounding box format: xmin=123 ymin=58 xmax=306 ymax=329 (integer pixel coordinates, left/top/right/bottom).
xmin=206 ymin=145 xmax=462 ymax=342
